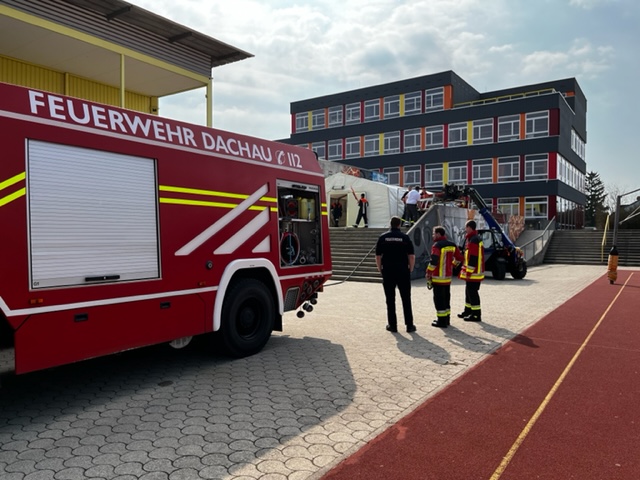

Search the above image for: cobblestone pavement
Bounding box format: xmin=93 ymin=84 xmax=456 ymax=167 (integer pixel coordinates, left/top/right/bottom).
xmin=0 ymin=265 xmax=610 ymax=479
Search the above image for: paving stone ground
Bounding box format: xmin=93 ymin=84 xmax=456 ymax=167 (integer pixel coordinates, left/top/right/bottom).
xmin=0 ymin=265 xmax=614 ymax=479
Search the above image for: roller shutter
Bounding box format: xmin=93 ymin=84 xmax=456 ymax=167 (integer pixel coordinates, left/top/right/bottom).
xmin=28 ymin=140 xmax=159 ymax=289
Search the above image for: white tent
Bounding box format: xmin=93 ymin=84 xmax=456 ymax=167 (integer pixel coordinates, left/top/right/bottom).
xmin=325 ymin=172 xmax=405 ymax=228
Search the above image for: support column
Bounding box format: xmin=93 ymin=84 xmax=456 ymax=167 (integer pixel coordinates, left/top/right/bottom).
xmin=206 ymin=77 xmax=213 ymax=127
xmin=120 ymin=54 xmax=126 ymax=108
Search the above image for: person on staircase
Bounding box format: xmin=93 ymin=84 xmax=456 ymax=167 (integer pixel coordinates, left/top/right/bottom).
xmin=375 ymin=216 xmax=416 ymax=333
xmin=457 ymin=220 xmax=485 ymax=322
xmin=352 ymin=191 xmax=369 ymax=228
xmin=427 ymin=226 xmax=463 ymax=328
xmin=405 ymin=185 xmax=421 ymax=225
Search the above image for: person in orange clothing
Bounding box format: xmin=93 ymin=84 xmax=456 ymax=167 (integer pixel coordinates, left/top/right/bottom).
xmin=426 ymin=226 xmax=463 ymax=328
xmin=352 ymin=191 xmax=369 ymax=228
xmin=457 ymin=220 xmax=485 ymax=322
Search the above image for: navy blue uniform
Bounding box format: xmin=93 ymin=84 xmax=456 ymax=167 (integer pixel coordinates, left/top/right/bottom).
xmin=375 ymin=227 xmax=415 ymax=328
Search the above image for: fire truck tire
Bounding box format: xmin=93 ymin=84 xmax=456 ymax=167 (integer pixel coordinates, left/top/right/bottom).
xmin=220 ymin=279 xmax=275 ymax=357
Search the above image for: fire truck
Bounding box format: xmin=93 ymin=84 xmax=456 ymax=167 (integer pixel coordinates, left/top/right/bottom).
xmin=0 ymin=82 xmax=332 ymax=375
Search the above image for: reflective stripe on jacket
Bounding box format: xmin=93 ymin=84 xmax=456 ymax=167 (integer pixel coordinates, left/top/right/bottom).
xmin=427 ymin=239 xmax=462 ymax=285
xmin=461 ymin=232 xmax=485 ymax=282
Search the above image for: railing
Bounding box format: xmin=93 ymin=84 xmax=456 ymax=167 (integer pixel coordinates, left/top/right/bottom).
xmin=601 ymin=214 xmax=611 ymax=262
xmin=454 ymin=88 xmax=557 ymax=109
xmin=520 ymin=217 xmax=556 ymax=266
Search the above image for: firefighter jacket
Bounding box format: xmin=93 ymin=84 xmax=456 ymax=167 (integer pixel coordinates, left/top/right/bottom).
xmin=461 ymin=230 xmax=485 ymax=282
xmin=358 ymin=197 xmax=368 ymax=215
xmin=427 ymin=238 xmax=463 ymax=285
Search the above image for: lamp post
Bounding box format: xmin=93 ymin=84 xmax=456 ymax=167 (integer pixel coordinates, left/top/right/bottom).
xmin=608 ymin=187 xmax=640 ymax=284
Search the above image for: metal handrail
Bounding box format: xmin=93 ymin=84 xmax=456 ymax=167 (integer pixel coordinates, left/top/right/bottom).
xmin=324 ymin=238 xmax=378 ymax=287
xmin=519 ymin=217 xmax=556 ymax=262
xmin=601 ymin=215 xmax=611 ymax=262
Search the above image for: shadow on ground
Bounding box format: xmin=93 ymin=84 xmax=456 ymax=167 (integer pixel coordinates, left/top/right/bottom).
xmin=0 ymin=334 xmax=354 ymax=478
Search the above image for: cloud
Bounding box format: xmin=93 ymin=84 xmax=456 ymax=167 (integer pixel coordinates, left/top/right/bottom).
xmin=137 ymin=0 xmax=513 ymax=135
xmin=520 ymin=39 xmax=613 ymax=81
xmin=569 ymin=0 xmax=618 ymax=9
xmin=130 ymin=0 xmax=620 ymax=181
xmin=488 ymin=44 xmax=514 ymax=53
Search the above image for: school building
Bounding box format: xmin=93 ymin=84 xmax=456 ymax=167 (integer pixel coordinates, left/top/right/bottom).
xmin=281 ymin=71 xmax=587 ymax=229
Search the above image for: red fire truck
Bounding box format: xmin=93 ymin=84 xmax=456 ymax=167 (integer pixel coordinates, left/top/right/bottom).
xmin=0 ymin=82 xmax=332 ymax=374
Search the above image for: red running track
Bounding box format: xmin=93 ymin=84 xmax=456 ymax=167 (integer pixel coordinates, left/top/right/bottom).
xmin=322 ymin=270 xmax=640 ymax=480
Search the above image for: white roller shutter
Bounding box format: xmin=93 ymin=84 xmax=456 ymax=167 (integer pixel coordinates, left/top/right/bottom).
xmin=28 ymin=140 xmax=160 ymax=289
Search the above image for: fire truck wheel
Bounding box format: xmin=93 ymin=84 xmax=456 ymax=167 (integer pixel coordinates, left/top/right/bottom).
xmin=220 ymin=279 xmax=275 ymax=357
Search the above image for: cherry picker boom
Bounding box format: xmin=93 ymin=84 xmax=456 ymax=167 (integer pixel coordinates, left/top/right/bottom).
xmin=436 ymin=184 xmax=527 ymax=280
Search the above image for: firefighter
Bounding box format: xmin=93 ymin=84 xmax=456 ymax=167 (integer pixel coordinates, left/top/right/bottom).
xmin=426 ymin=226 xmax=463 ymax=328
xmin=375 ymin=216 xmax=416 ymax=333
xmin=457 ymin=220 xmax=485 ymax=322
xmin=331 ymin=200 xmax=342 ymax=227
xmin=352 ymin=192 xmax=369 ymax=228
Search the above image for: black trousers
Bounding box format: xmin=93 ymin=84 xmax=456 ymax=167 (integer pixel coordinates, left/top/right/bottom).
xmin=464 ymin=281 xmax=481 ymax=316
xmin=432 ymin=284 xmax=451 ymax=320
xmin=355 ymin=211 xmax=368 ymax=226
xmin=382 ymin=269 xmax=413 ymax=326
xmin=406 ymin=204 xmax=418 ymax=223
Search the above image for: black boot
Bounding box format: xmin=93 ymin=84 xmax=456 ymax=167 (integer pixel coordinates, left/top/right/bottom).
xmin=464 ymin=311 xmax=481 ymax=322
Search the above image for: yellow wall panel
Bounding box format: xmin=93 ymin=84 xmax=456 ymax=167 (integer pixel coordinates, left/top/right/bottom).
xmin=68 ymin=76 xmax=119 ymax=105
xmin=126 ymin=91 xmax=154 ymax=113
xmin=0 ymin=56 xmax=64 ymax=93
xmin=1 ymin=55 xmax=155 ymax=114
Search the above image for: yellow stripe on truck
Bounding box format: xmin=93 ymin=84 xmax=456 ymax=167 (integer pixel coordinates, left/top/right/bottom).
xmin=0 ymin=172 xmax=25 ymax=192
xmin=0 ymin=187 xmax=26 ymax=207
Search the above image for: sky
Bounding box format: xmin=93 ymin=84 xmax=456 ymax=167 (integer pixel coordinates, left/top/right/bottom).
xmin=128 ymin=0 xmax=639 ymax=196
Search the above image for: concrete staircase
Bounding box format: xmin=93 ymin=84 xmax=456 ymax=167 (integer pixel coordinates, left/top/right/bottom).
xmin=329 ymin=227 xmax=387 ymax=283
xmin=330 ymin=227 xmax=640 ymax=283
xmin=544 ymin=230 xmax=640 ymax=266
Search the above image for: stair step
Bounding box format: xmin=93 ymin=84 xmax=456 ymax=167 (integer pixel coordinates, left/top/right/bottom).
xmin=328 ymin=228 xmax=384 ymax=282
xmin=544 ymin=230 xmax=640 ymax=266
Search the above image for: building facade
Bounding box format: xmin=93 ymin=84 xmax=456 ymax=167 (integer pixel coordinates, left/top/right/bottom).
xmin=282 ymin=71 xmax=587 ymax=229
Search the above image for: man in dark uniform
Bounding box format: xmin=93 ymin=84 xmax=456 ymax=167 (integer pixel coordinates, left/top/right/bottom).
xmin=426 ymin=226 xmax=463 ymax=328
xmin=375 ymin=216 xmax=416 ymax=333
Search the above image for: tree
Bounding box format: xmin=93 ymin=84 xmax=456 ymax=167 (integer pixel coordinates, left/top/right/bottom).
xmin=604 ymin=183 xmax=640 ymax=229
xmin=585 ymin=171 xmax=608 ymax=229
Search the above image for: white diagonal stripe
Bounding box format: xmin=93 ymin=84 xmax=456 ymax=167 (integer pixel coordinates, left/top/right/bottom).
xmin=252 ymin=235 xmax=271 ymax=253
xmin=214 ymin=208 xmax=270 ymax=255
xmin=175 ymin=183 xmax=269 ymax=256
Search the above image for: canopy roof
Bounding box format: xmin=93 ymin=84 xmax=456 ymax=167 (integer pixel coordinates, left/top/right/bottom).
xmin=0 ymin=0 xmax=253 ymax=97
